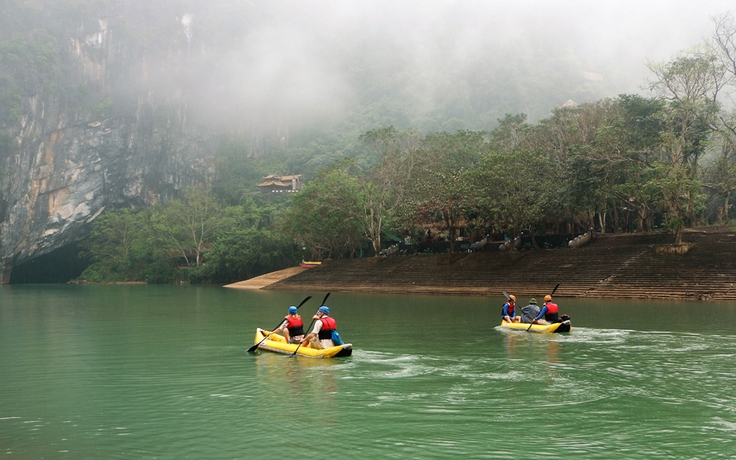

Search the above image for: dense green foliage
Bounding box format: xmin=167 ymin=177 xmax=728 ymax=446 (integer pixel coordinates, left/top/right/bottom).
xmin=7 ymin=3 xmax=736 ymax=281
xmin=80 ymin=192 xmax=299 ymax=284
xmin=80 ymin=80 xmax=735 ymax=282
xmin=82 ymin=81 xmax=736 ymax=282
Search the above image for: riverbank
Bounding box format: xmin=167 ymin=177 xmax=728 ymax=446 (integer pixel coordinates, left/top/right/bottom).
xmin=252 ymin=228 xmax=736 ymax=301
xmin=223 ymin=267 xmax=308 ymax=290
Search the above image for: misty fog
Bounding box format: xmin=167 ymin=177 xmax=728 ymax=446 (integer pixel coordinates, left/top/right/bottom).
xmin=177 ymin=0 xmax=735 ymax=132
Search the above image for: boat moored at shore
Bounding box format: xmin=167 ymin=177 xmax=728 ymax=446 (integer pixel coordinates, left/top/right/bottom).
xmin=299 ymin=260 xmax=322 ymax=268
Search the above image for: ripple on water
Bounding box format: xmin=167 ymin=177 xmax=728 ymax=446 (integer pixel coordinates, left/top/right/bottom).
xmin=349 ymin=350 xmax=438 ymax=379
xmin=4 ymin=289 xmax=736 ymax=459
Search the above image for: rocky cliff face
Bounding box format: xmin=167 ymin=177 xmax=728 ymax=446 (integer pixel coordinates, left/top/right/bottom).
xmin=0 ymin=14 xmax=216 ymax=282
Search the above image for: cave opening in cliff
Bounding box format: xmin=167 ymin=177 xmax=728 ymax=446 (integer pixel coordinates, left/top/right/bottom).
xmin=9 ymin=242 xmax=91 ymax=284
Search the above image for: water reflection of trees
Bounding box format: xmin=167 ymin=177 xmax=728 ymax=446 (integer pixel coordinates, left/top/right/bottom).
xmin=254 ymin=353 xmax=342 ymax=424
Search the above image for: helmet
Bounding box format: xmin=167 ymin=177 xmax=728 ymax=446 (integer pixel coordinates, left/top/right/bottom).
xmin=318 ymin=306 xmax=330 ymax=315
xmin=288 ymin=306 xmax=298 ymax=314
xmin=529 ymin=298 xmax=537 ymax=304
xmin=509 ymin=295 xmax=516 ymax=301
xmin=544 ymin=295 xmax=552 ymax=302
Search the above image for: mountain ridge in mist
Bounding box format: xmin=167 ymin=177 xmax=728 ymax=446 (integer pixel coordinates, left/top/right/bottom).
xmin=2 ymin=0 xmax=733 ymax=149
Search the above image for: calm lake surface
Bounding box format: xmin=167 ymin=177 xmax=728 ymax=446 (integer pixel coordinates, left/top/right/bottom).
xmin=1 ymin=285 xmax=735 ymax=459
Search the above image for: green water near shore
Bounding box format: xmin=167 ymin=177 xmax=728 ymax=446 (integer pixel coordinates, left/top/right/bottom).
xmin=1 ymin=285 xmax=735 ymax=458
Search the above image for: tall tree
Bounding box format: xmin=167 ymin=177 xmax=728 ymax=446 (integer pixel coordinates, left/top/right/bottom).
xmin=358 ymin=126 xmax=421 ymax=255
xmin=647 ymin=52 xmax=722 ymax=241
xmin=590 ymin=95 xmax=666 ymax=233
xmin=150 ymin=188 xmax=228 ymax=267
xmin=405 ymin=168 xmax=469 ymax=253
xmin=469 ymin=149 xmax=556 ymax=246
xmin=534 ymin=103 xmax=608 ymax=232
xmin=281 ymin=164 xmax=364 ymax=259
xmin=712 ymin=12 xmax=736 ymax=100
xmin=204 ymin=199 xmax=298 ymax=283
xmin=400 ymin=130 xmax=488 ymax=251
xmin=701 ymin=125 xmax=736 ymax=223
xmin=80 ymin=208 xmax=149 ymax=281
xmin=706 ymin=13 xmax=736 ymax=223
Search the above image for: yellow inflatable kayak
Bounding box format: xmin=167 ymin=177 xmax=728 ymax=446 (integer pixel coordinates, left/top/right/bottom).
xmin=500 ymin=319 xmax=572 ymax=333
xmin=253 ymin=328 xmax=353 ymax=358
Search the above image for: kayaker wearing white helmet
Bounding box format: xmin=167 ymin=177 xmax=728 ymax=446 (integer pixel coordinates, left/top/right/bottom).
xmin=272 ymin=306 xmax=304 ymax=344
xmin=301 ymin=305 xmax=337 ymax=349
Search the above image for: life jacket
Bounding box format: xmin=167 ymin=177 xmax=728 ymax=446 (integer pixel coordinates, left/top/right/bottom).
xmin=501 ymin=302 xmax=515 ymax=318
xmin=318 ymin=316 xmax=336 ymax=340
xmin=285 ymin=315 xmax=304 ymax=336
xmin=544 ymin=302 xmax=559 ymax=322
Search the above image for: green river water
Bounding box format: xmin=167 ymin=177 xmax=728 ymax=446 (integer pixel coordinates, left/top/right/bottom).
xmin=1 ymin=285 xmax=735 ymax=459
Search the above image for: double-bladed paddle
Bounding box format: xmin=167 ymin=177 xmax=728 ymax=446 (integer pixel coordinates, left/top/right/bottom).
xmin=525 ymin=283 xmax=560 ymax=331
xmin=290 ymin=292 xmax=330 ymax=357
xmin=247 ymin=295 xmax=312 ymax=353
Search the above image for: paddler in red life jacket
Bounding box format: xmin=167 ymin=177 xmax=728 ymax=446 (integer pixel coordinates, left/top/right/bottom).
xmin=301 ymin=306 xmax=336 ymax=350
xmin=502 ymin=294 xmax=521 ymax=323
xmin=533 ymin=295 xmax=559 ymax=324
xmin=272 ymin=306 xmax=305 ymax=344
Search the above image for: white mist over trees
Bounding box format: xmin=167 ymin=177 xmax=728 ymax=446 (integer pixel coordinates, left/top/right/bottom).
xmin=5 ymin=0 xmax=732 ymax=148
xmin=5 ymin=0 xmax=736 ymax=283
xmin=179 ymin=0 xmax=736 ymax=136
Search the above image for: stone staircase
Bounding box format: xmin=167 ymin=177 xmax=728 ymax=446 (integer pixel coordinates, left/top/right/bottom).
xmin=266 ymin=230 xmax=736 ymax=300
xmin=579 ymin=232 xmax=736 ymax=300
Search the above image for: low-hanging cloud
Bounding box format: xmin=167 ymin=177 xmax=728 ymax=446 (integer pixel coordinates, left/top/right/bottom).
xmin=174 ymin=0 xmax=735 ymax=130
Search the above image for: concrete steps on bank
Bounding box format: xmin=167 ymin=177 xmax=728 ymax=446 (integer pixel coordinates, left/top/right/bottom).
xmin=584 ymin=241 xmax=736 ymax=300
xmin=266 ymin=232 xmax=736 ymax=300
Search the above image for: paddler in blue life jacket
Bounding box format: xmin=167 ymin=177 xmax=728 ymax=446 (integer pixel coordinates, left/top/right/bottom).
xmin=272 ymin=306 xmax=305 ymax=344
xmin=502 ymin=294 xmax=520 ymax=323
xmin=301 ymin=306 xmax=337 ymax=349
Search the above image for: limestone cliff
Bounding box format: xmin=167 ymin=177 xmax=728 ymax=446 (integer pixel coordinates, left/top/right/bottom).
xmin=0 ymin=13 xmax=216 ymax=282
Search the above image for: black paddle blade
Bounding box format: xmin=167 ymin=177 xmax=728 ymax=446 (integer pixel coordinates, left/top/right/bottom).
xmin=320 ymin=292 xmax=330 ymax=307
xmin=247 ymin=331 xmax=265 ymax=353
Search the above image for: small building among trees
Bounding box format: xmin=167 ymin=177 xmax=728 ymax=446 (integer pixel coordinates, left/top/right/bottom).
xmin=257 ymin=174 xmax=303 ymax=195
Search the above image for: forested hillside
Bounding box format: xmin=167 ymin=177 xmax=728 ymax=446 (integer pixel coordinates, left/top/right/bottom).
xmin=3 ymin=1 xmax=736 ymax=283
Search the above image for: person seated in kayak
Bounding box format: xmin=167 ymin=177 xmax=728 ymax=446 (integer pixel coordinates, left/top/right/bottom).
xmin=532 ymin=295 xmax=559 ymax=324
xmin=301 ymin=306 xmax=336 ymax=350
xmin=502 ymin=294 xmax=520 ymax=323
xmin=521 ymin=298 xmax=541 ymax=323
xmin=272 ymin=306 xmax=305 ymax=344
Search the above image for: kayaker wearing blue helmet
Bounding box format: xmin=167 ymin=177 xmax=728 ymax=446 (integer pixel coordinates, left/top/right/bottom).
xmin=272 ymin=305 xmax=304 ymax=344
xmin=301 ymin=305 xmax=337 ymax=349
